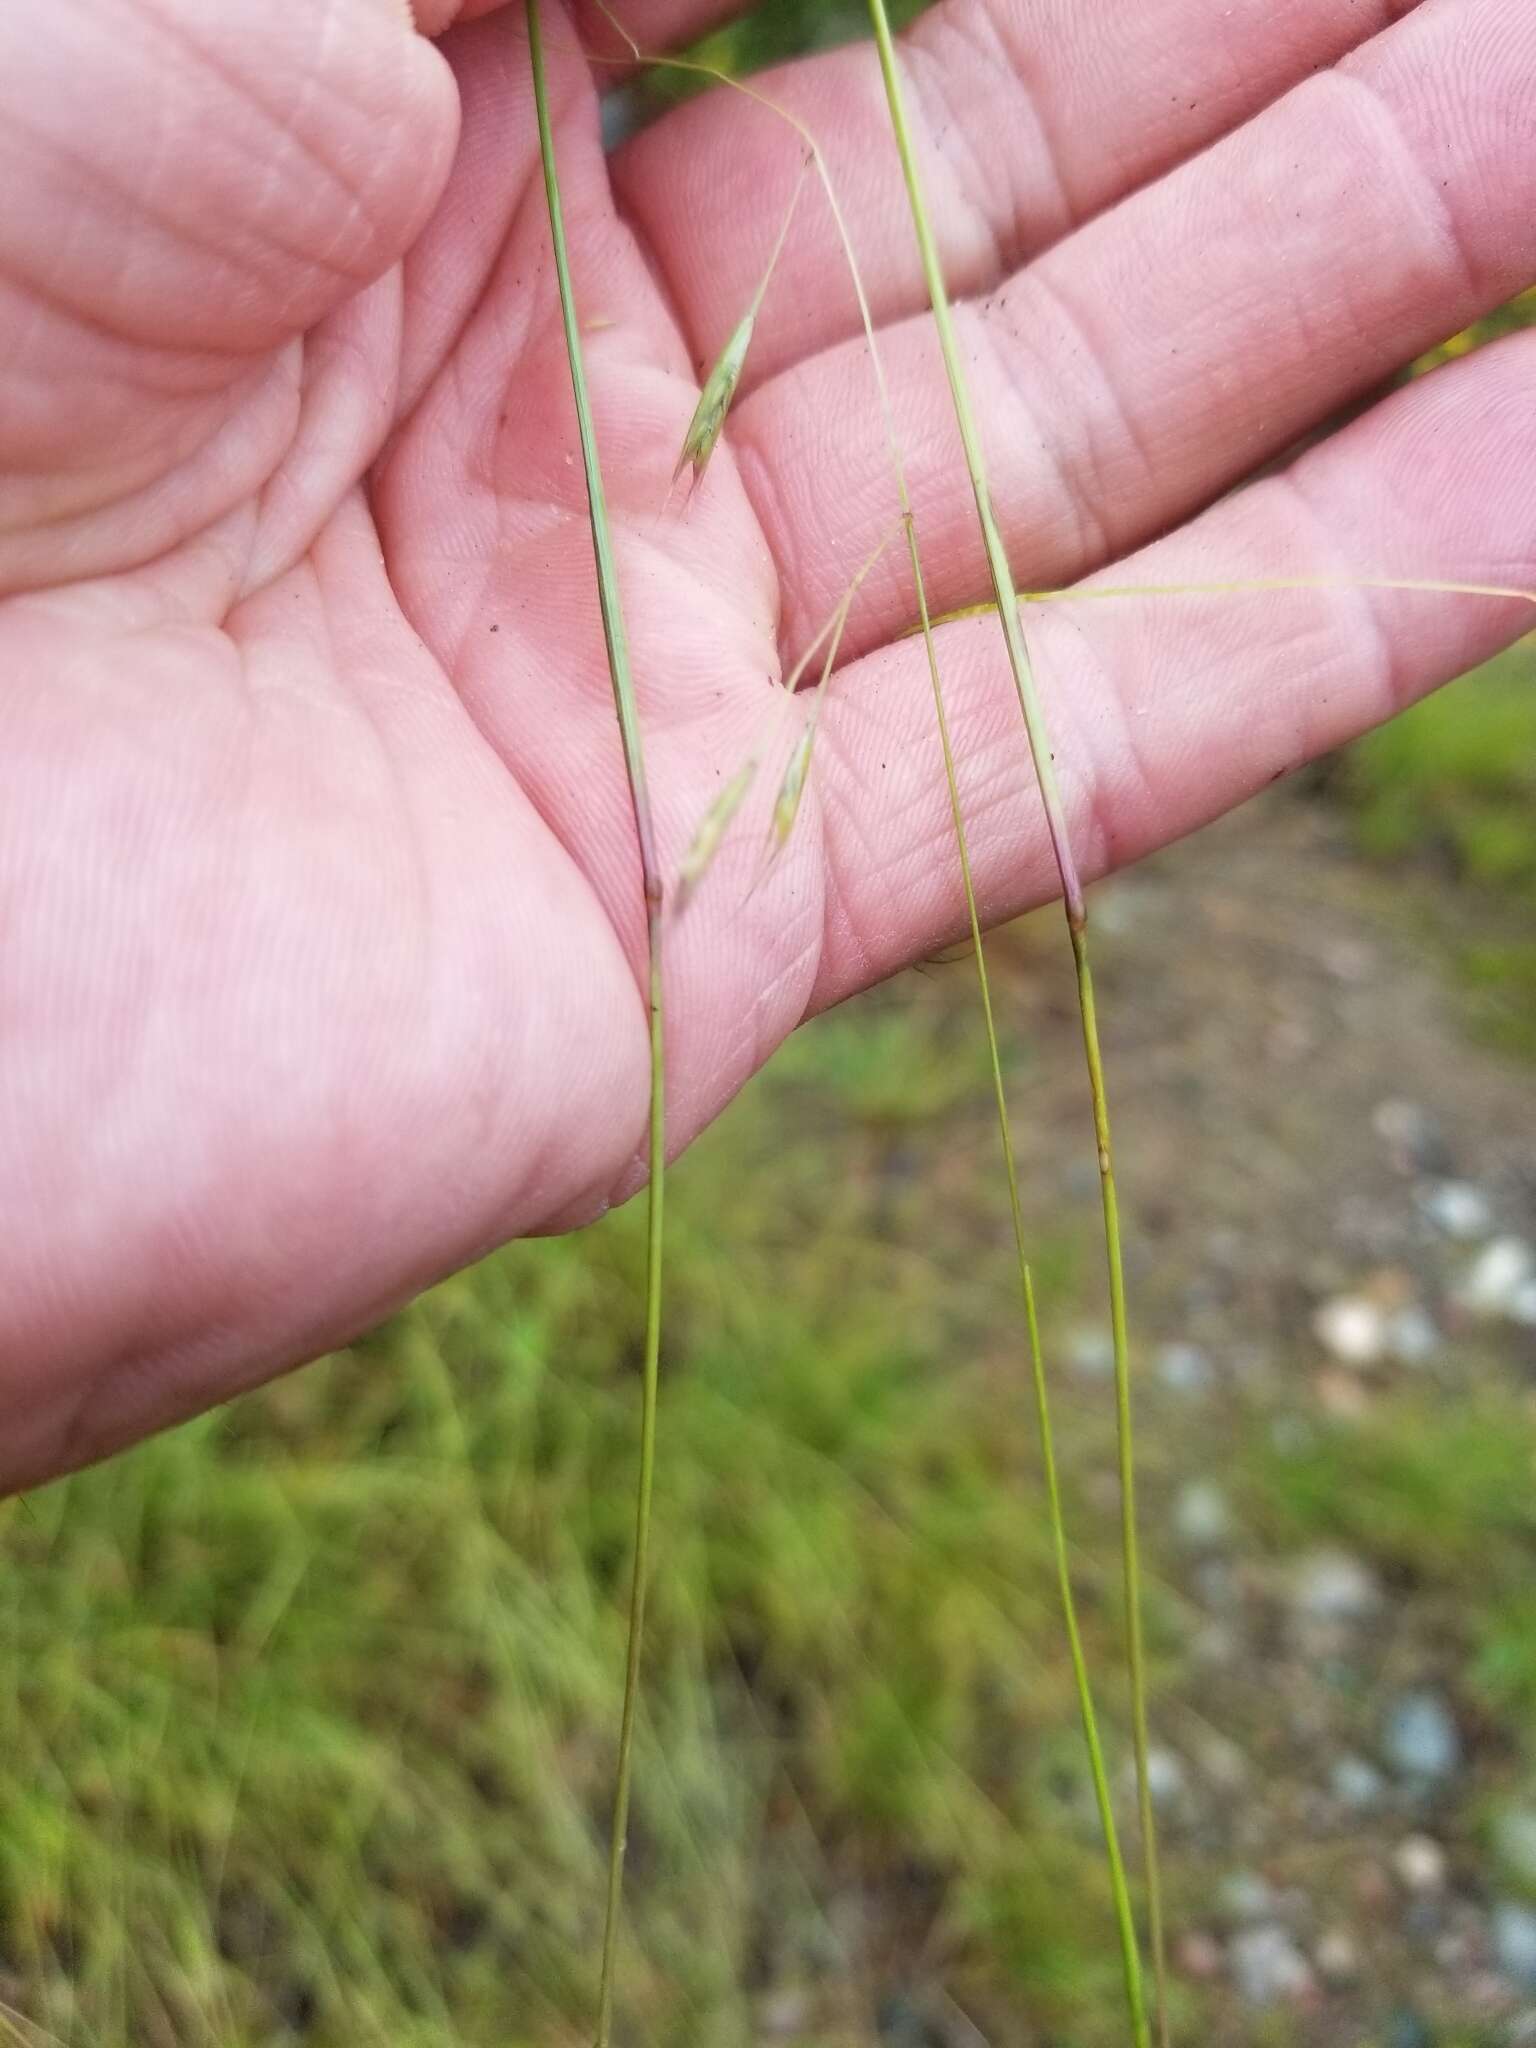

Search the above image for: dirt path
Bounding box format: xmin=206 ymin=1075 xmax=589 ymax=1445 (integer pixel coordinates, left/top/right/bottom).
xmin=961 ymin=788 xmax=1536 ymax=2044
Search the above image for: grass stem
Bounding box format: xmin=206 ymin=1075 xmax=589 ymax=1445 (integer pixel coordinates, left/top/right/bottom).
xmin=632 ymin=13 xmax=1151 ymax=2037
xmin=591 ymin=7 xmax=1154 ymax=2033
xmin=920 ymin=524 xmax=1149 ymax=2042
xmin=525 ymin=9 xmax=666 ymax=2042
xmin=862 ymin=4 xmax=1167 ymax=2038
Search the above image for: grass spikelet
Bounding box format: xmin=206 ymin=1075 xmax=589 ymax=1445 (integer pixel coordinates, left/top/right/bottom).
xmin=762 ymin=603 xmax=844 ymax=861
xmin=674 ymin=529 xmax=892 ymax=907
xmin=675 ymin=758 xmax=758 ymax=907
xmin=760 ymin=522 xmax=895 ymax=870
xmin=864 ymin=3 xmax=1167 ymax=2040
xmin=674 ymin=308 xmax=755 ymax=488
xmin=768 ymin=723 xmax=816 ymax=853
xmin=672 ymin=158 xmax=810 ymax=492
xmin=677 ymin=525 xmax=896 ymax=909
xmin=525 ymin=9 xmax=666 ymax=2044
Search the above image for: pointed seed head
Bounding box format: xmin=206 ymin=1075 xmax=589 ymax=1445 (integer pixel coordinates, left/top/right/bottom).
xmin=675 ymin=758 xmax=758 ymax=908
xmin=674 ymin=311 xmax=755 ymax=487
xmin=768 ymin=726 xmax=816 ymax=853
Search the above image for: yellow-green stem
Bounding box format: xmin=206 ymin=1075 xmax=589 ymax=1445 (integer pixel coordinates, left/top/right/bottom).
xmin=1071 ymin=924 xmax=1156 ymax=2042
xmin=863 ymin=4 xmax=1167 ymax=2038
xmin=1023 ymin=1265 xmax=1147 ymax=2041
xmin=595 ymin=936 xmax=664 ymax=2048
xmin=607 ymin=12 xmax=1150 ymax=2031
xmin=903 ymin=572 xmax=1536 ymax=638
xmin=526 ymin=9 xmax=665 ymax=2043
xmin=911 ymin=509 xmax=1148 ymax=2043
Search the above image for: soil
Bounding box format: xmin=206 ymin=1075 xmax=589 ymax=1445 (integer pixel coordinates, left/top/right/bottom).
xmin=975 ymin=786 xmax=1536 ymax=2046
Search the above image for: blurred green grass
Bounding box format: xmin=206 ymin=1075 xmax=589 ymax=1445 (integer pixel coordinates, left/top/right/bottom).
xmin=1346 ymin=644 xmax=1536 ymax=894
xmin=608 ymin=0 xmax=933 ymax=130
xmin=1250 ymin=1388 xmax=1536 ymax=1723
xmin=1 ymin=984 xmax=1147 ymax=2047
xmin=1339 ymin=636 xmax=1536 ymax=1059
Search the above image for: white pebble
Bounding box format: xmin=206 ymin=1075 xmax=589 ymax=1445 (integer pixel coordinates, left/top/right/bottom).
xmin=1393 ymin=1834 xmax=1448 ymax=1894
xmin=1313 ymin=1928 xmax=1360 ymax=1986
xmin=1292 ymin=1549 xmax=1381 ymax=1624
xmin=1068 ymin=1327 xmax=1115 ymax=1378
xmin=1457 ymin=1238 xmax=1536 ymax=1319
xmin=1417 ymin=1180 xmax=1494 ymax=1240
xmin=1383 ymin=1692 xmax=1462 ymax=1783
xmin=1229 ymin=1925 xmax=1315 ymax=2008
xmin=1218 ymin=1872 xmax=1275 ymax=1924
xmin=1386 ymin=1304 xmax=1440 ymax=1366
xmin=1175 ymin=1481 xmax=1231 ymax=1549
xmin=1157 ymin=1341 xmax=1216 ymax=1394
xmin=1313 ymin=1295 xmax=1387 ymax=1366
xmin=1331 ymin=1754 xmax=1387 ymax=1811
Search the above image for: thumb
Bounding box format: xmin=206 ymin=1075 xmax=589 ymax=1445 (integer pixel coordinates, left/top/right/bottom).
xmin=0 ymin=0 xmax=459 ymax=574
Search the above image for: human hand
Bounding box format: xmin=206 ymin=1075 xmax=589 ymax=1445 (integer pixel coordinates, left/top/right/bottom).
xmin=1 ymin=0 xmax=1530 ymax=1488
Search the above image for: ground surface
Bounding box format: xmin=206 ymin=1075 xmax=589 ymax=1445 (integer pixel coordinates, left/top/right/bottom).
xmin=987 ymin=779 xmax=1536 ymax=2047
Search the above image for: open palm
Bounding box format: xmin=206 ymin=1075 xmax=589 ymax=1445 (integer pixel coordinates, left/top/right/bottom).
xmin=2 ymin=0 xmax=1531 ymax=1488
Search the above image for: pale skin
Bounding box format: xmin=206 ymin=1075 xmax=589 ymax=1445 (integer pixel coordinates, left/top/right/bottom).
xmin=1 ymin=0 xmax=1532 ymax=1491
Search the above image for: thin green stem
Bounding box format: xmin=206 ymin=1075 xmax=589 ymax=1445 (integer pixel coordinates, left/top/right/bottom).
xmin=556 ymin=13 xmax=1164 ymax=2039
xmin=1024 ymin=1265 xmax=1147 ymax=2041
xmin=642 ymin=13 xmax=1150 ymax=2034
xmin=600 ymin=9 xmax=1150 ymax=2031
xmin=903 ymin=572 xmax=1536 ymax=637
xmin=746 ymin=156 xmax=810 ymax=324
xmin=525 ymin=9 xmax=665 ymax=2044
xmin=863 ymin=5 xmax=1167 ymax=2040
xmin=915 ymin=500 xmax=1147 ymax=2043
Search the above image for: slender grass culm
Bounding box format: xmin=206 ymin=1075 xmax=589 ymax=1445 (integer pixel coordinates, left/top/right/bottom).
xmin=861 ymin=3 xmax=1170 ymax=2040
xmin=523 ymin=8 xmax=664 ymax=2043
xmin=558 ymin=7 xmax=1148 ymax=2036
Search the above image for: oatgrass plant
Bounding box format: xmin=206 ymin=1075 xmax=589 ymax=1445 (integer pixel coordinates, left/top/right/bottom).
xmin=548 ymin=5 xmax=1147 ymax=2037
xmin=531 ymin=7 xmax=1536 ymax=2043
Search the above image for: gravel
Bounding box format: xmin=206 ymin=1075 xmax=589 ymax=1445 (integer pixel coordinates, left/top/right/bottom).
xmin=1383 ymin=1692 xmax=1463 ymax=1785
xmin=1229 ymin=1924 xmax=1315 ymax=2008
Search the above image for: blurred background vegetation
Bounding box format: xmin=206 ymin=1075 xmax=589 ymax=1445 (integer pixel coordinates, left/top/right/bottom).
xmin=2 ymin=5 xmax=1532 ymax=2045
